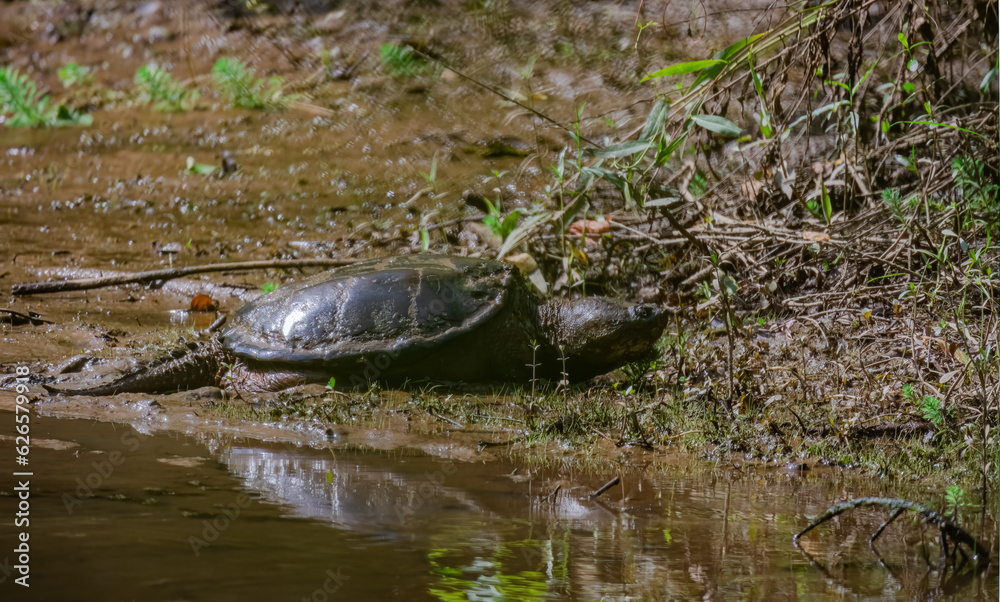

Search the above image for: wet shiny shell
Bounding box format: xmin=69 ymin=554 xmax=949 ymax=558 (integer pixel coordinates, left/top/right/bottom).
xmin=220 ymin=255 xmax=517 ymax=366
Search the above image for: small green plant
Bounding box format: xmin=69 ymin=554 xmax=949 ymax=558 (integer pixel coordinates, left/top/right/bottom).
xmin=482 ymin=199 xmax=520 ymax=241
xmin=953 ymin=155 xmax=999 ymax=221
xmin=527 ymin=340 xmax=540 ymax=403
xmin=419 ymin=155 xmax=438 ymax=190
xmin=261 ymin=282 xmax=279 ymax=294
xmin=379 ymin=43 xmax=434 ymax=78
xmin=326 ymin=377 xmax=336 ymax=390
xmin=417 ymin=211 xmax=436 ymax=253
xmin=903 ymin=384 xmax=946 ymax=427
xmin=881 ymin=188 xmax=906 ymax=224
xmin=482 ymin=169 xmax=521 ymax=241
xmin=222 ymin=362 xmax=235 ymax=385
xmin=621 ymin=352 xmax=661 ymax=389
xmin=944 ymin=485 xmax=974 ymax=520
xmin=184 ymin=156 xmax=216 ymax=176
xmin=635 ymin=19 xmax=658 ymax=48
xmin=135 ymin=64 xmax=198 ymax=112
xmin=557 ymin=345 xmax=570 ymax=390
xmin=212 ymin=58 xmax=294 ymax=110
xmin=697 ymin=280 xmax=712 ymax=302
xmin=58 ymin=62 xmax=93 ymax=88
xmin=687 ymin=170 xmax=709 ymax=198
xmin=0 ymin=66 xmax=92 ymax=127
xmin=419 ymin=226 xmax=431 ymax=252
xmin=920 ymin=395 xmax=944 ymax=426
xmin=805 ymin=181 xmax=833 ymax=224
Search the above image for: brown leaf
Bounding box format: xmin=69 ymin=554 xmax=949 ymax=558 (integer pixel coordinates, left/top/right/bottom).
xmin=190 ymin=294 xmax=218 ymax=312
xmin=740 ymin=178 xmax=764 ymax=201
xmin=802 ymin=231 xmax=830 ymax=242
xmin=567 ymin=219 xmax=611 ymax=237
xmin=504 ymin=252 xmax=538 ymax=275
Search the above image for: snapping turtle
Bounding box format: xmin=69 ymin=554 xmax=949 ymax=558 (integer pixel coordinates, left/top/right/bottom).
xmin=55 ymin=255 xmax=670 ymax=395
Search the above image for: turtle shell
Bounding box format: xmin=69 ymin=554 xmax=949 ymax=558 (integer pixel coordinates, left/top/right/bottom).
xmin=220 ymin=255 xmax=523 ymax=375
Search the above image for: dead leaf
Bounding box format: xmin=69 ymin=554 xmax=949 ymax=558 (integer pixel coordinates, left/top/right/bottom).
xmin=740 ymin=178 xmax=764 ymax=201
xmin=190 ymin=294 xmax=218 ymax=312
xmin=923 ymin=336 xmax=949 ymax=356
xmin=781 ymin=319 xmax=796 ymax=337
xmin=504 ymin=252 xmax=538 ymax=274
xmin=953 ymin=348 xmax=970 ymax=366
xmin=567 ymin=218 xmax=611 ymax=239
xmin=802 ymin=231 xmax=830 ymax=242
xmin=939 ymin=369 xmax=961 ymax=384
xmin=812 ymin=161 xmax=835 ymax=177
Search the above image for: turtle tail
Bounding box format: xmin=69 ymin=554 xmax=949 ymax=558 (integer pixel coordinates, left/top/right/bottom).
xmin=47 ymin=341 xmax=225 ymax=396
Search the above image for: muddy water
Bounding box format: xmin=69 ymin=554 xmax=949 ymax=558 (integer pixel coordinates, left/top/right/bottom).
xmin=1 ymin=413 xmax=995 ymax=601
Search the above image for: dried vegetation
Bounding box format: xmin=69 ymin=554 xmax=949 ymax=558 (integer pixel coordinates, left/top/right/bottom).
xmin=515 ymin=1 xmax=1000 ymax=487
xmin=351 ymin=0 xmax=1000 ymax=486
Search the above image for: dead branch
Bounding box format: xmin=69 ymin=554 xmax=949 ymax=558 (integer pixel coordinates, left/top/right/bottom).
xmin=794 ymin=496 xmax=991 ymax=569
xmin=588 ymin=476 xmax=621 ymax=501
xmin=11 ymin=258 xmax=358 ymax=296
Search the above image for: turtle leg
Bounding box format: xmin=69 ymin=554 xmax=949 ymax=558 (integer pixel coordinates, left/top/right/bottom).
xmin=225 ymin=361 xmax=309 ymax=392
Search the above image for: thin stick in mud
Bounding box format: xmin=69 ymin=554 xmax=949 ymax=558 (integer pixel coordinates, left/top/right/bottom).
xmin=11 ymin=258 xmax=358 ymax=296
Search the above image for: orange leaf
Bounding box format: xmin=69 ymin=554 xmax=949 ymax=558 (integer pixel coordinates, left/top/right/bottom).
xmin=190 ymin=294 xmax=218 ymax=312
xmin=567 ymin=219 xmax=611 ymax=237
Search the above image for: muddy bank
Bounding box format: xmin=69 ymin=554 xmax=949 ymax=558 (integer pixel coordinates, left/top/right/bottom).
xmin=2 ymin=382 xmax=508 ymax=464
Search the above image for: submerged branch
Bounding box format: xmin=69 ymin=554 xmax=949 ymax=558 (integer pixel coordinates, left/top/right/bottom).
xmin=588 ymin=476 xmax=621 ymax=500
xmin=794 ymin=497 xmax=991 ymax=569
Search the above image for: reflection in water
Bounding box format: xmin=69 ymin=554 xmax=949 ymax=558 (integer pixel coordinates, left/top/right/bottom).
xmin=219 ymin=445 xmax=999 ymax=600
xmin=4 ymin=413 xmax=997 ymax=601
xmin=223 ymin=446 xmax=484 ymax=533
xmin=6 ymin=416 xmax=996 ymax=601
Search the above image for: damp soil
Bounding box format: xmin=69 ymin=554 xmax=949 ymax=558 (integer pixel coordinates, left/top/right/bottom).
xmin=0 ymin=0 xmax=998 ymax=599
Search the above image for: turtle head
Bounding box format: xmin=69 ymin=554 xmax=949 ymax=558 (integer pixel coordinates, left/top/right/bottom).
xmin=540 ymin=297 xmax=672 ymax=381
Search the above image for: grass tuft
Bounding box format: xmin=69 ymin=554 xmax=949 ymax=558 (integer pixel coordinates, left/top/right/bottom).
xmin=0 ymin=66 xmax=92 ymax=127
xmin=379 ymin=43 xmax=436 ymax=79
xmin=211 ymin=57 xmax=296 ymax=110
xmin=134 ymin=64 xmax=199 ymax=112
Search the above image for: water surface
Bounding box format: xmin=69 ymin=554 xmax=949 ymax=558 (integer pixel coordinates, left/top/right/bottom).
xmin=1 ymin=414 xmax=995 ymax=600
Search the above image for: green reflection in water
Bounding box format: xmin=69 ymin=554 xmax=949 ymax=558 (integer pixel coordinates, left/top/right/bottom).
xmin=427 ymin=535 xmax=551 ymax=601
